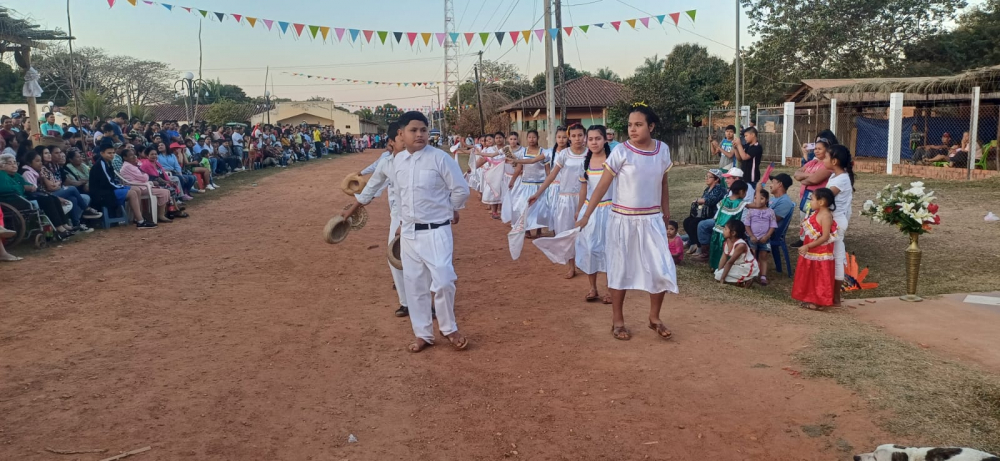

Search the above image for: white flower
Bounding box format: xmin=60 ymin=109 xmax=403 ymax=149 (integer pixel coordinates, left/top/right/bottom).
xmin=905 ymin=185 xmax=926 ymax=196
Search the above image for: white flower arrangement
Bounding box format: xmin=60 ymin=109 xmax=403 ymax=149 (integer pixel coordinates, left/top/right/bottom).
xmin=860 ymin=181 xmax=941 ymax=234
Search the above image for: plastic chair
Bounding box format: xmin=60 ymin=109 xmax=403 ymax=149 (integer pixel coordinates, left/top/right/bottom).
xmin=114 ymin=171 xmax=157 ymax=224
xmin=99 ymin=204 xmax=129 ymax=229
xmin=770 ymin=205 xmax=795 ymax=277
xmin=974 ymin=141 xmax=996 ymax=170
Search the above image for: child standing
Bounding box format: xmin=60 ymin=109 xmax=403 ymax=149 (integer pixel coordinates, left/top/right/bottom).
xmin=714 ymin=220 xmax=759 ymax=286
xmin=529 ymin=124 xmax=588 ymax=279
xmin=791 ymin=188 xmax=838 ymax=310
xmin=667 ymin=220 xmax=684 ymax=264
xmin=742 ymin=189 xmax=777 ymax=285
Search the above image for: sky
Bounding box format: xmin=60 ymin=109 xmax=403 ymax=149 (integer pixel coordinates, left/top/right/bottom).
xmin=12 ymin=0 xmax=762 ymax=109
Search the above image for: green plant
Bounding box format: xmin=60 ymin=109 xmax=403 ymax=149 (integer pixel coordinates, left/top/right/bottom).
xmin=68 ymin=89 xmax=114 ymax=120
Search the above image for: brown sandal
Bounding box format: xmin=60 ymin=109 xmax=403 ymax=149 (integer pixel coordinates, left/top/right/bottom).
xmin=446 ymin=332 xmax=469 ymax=351
xmin=601 ymin=294 xmax=612 ymax=305
xmin=611 ymin=325 xmax=631 ymax=341
xmin=585 ymin=290 xmax=599 ymax=302
xmin=408 ymin=338 xmax=433 ymax=353
xmin=648 ymin=322 xmax=673 ymax=339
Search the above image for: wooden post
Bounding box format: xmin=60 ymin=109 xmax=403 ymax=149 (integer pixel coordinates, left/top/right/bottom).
xmin=22 ymin=47 xmax=42 ymax=144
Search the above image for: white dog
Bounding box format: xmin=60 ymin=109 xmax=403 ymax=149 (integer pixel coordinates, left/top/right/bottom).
xmin=855 ymin=444 xmax=998 ymax=461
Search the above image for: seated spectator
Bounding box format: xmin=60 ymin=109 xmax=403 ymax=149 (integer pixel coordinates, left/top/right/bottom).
xmin=4 ymin=151 xmax=75 ymax=239
xmin=667 ymin=220 xmax=683 ymax=264
xmin=140 ymin=146 xmax=191 ymax=204
xmin=40 ymin=112 xmax=64 ymax=138
xmin=120 ymin=148 xmax=173 ymax=223
xmin=215 ymin=139 xmax=241 ymax=175
xmin=180 ymin=139 xmax=216 ymax=190
xmin=930 ymin=131 xmax=980 ymax=168
xmin=89 ymin=142 xmax=156 ymax=229
xmin=683 ymin=169 xmax=726 ymax=254
xmin=44 ymin=145 xmax=102 ymax=231
xmin=909 ymin=124 xmax=924 ymax=154
xmin=742 ymin=190 xmax=776 ymax=285
xmin=714 ymin=220 xmax=759 ymax=286
xmin=62 ymin=148 xmax=90 ymax=194
xmin=0 ymin=205 xmax=21 ymax=261
xmin=913 ymin=133 xmax=954 ymax=164
xmin=709 ymin=180 xmax=749 ymax=269
xmin=162 ymin=143 xmax=199 ymax=195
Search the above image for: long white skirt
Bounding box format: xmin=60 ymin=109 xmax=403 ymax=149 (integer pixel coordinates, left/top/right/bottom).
xmin=541 ymin=181 xmax=560 ymax=229
xmin=468 ymin=165 xmax=483 ymax=192
xmin=481 ymin=164 xmax=504 ymax=205
xmin=606 ymin=212 xmax=678 ymax=294
xmin=501 ymin=173 xmax=517 ymax=223
xmin=516 ymin=181 xmax=547 ymax=231
xmin=575 ymin=201 xmax=610 ymax=274
xmin=551 ymin=191 xmax=580 ymax=235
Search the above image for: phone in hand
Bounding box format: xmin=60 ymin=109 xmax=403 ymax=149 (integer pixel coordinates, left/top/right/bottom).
xmin=805 ymin=143 xmax=816 ymax=151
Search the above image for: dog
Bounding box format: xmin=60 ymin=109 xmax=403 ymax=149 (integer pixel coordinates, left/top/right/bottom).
xmin=855 ymin=444 xmax=999 ymax=461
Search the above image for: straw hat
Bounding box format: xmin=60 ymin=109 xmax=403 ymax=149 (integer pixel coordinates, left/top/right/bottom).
xmin=387 ymin=234 xmax=402 ymax=270
xmin=341 ymin=173 xmax=369 ymax=196
xmin=323 ymin=215 xmax=351 ymax=244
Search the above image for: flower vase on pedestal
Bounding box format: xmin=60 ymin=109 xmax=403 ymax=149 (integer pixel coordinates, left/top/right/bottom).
xmin=900 ymin=232 xmax=923 ymax=302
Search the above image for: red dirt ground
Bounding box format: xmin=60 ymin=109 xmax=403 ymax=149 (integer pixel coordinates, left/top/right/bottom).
xmin=1 ymin=150 xmax=888 ymax=460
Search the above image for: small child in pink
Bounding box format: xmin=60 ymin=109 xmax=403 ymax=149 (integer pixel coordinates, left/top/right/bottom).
xmin=667 ymin=220 xmax=684 ymax=264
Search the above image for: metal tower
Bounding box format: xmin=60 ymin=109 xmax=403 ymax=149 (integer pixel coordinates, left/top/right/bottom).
xmin=444 ymin=0 xmax=460 ymax=129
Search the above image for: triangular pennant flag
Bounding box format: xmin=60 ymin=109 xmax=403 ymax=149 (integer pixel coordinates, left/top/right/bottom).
xmin=232 ymin=14 xmax=242 ymax=23
xmin=162 ymin=4 xmax=173 ymax=11
xmin=308 ymin=25 xmax=319 ymax=39
xmin=406 ymin=32 xmax=418 ymax=46
xmin=669 ymin=13 xmax=680 ymax=25
xmin=522 ymin=30 xmax=531 ymax=43
xmin=293 ymin=23 xmax=305 ymax=36
xmin=107 ymin=0 xmax=116 ymax=7
xmin=534 ymin=29 xmax=545 ymax=41
xmin=479 ymin=32 xmax=489 ymax=45
xmin=465 ymin=32 xmax=475 ymax=45
xmin=495 ymin=31 xmax=505 ymax=45
xmin=349 ymin=29 xmax=360 ymax=42
xmin=404 ymin=83 xmax=410 ymax=87
xmin=611 ymin=21 xmax=621 ymax=31
xmin=263 ymin=19 xmax=274 ymax=30
xmin=278 ymin=21 xmax=289 ymax=34
xmin=563 ymin=27 xmax=573 ymax=36
xmin=397 ymin=83 xmax=401 ymax=87
xmin=198 ymin=9 xmax=207 ymax=17
xmin=393 ymin=31 xmax=403 ymax=43
xmin=686 ymin=10 xmax=697 ymax=21
xmin=364 ymin=30 xmax=374 ymax=43
xmin=509 ymin=31 xmax=520 ymax=44
xmin=127 ymin=0 xmax=136 ymax=5
xmin=214 ymin=12 xmax=225 ymax=22
xmin=143 ymin=1 xmax=152 ymax=5
xmin=247 ymin=17 xmax=257 ymax=27
xmin=435 ymin=32 xmax=446 ymax=47
xmin=549 ymin=28 xmax=558 ymax=40
xmin=182 ymin=6 xmax=190 ymax=12
xmin=336 ymin=28 xmax=346 ymax=41
xmin=594 ymin=23 xmax=604 ymax=28
xmin=579 ymin=25 xmax=589 ymax=33
xmin=420 ymin=32 xmax=432 ymax=46
xmin=449 ymin=32 xmax=460 ymax=43
xmin=378 ymin=31 xmax=389 ymax=44
xmin=655 ymin=14 xmax=665 ymax=24
xmin=626 ymin=19 xmax=636 ymax=29
xmin=639 ymin=17 xmax=649 ymax=28
xmin=320 ymin=26 xmax=330 ymax=40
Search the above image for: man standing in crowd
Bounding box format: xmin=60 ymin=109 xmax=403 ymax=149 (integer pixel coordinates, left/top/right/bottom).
xmin=734 ymin=126 xmax=763 ymax=191
xmin=390 ymin=111 xmax=470 ymax=353
xmin=606 ymin=128 xmax=620 ymax=151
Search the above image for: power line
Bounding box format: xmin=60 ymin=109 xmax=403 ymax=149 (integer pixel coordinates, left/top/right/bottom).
xmin=455 ymin=0 xmax=472 ymax=30
xmin=466 ymin=0 xmax=489 ymax=31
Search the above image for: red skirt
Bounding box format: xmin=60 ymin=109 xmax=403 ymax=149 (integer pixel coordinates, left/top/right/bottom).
xmin=792 ymin=256 xmax=836 ymax=306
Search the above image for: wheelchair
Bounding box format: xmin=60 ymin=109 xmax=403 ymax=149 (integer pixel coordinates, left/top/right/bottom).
xmin=1 ymin=196 xmax=56 ymax=249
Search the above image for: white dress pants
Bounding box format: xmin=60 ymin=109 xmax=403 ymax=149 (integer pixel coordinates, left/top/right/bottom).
xmin=387 ymin=210 xmax=407 ymax=307
xmin=833 ymin=214 xmax=849 ymax=280
xmin=401 ymin=225 xmax=458 ymax=343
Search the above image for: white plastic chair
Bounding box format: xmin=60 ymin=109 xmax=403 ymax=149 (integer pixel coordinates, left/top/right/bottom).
xmin=114 ymin=171 xmax=157 ymax=224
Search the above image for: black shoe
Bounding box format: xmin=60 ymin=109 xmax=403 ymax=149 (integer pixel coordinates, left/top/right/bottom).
xmin=136 ymin=220 xmax=158 ymax=229
xmin=395 ymin=306 xmax=409 ymax=317
xmin=790 ymin=240 xmax=804 ymax=248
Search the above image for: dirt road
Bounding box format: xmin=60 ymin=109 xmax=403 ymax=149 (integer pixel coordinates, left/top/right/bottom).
xmin=1 ymin=151 xmax=886 ymax=460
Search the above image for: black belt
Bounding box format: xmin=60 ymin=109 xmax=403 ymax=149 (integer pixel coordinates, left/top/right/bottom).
xmin=414 ymin=221 xmax=451 ymax=231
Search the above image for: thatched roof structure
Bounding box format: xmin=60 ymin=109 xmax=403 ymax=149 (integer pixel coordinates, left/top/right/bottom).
xmin=787 ymin=64 xmax=1000 ymax=105
xmin=0 ymin=5 xmax=72 ymax=50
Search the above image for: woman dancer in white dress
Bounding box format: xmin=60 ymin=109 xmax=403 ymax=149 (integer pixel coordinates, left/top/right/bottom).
xmin=575 ymin=125 xmax=614 ymax=304
xmin=542 ymin=126 xmax=570 ymax=230
xmin=576 ymin=105 xmax=677 ymax=341
xmin=509 ymin=130 xmax=551 ymax=238
xmin=529 ymin=123 xmax=588 ymax=279
xmin=502 ymin=132 xmax=526 ymax=224
xmin=466 ymin=136 xmax=484 ymax=192
xmin=478 ymin=133 xmax=504 ymax=218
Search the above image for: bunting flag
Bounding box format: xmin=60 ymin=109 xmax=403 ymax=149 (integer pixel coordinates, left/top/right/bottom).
xmin=107 ymin=1 xmax=698 ymax=50
xmin=334 ymin=102 xmax=478 ymax=113
xmin=282 ymin=71 xmax=503 ymax=86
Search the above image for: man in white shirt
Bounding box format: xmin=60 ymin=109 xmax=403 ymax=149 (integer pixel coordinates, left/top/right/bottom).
xmin=390 ymin=111 xmax=470 ymax=352
xmin=342 ymin=122 xmax=409 ymax=318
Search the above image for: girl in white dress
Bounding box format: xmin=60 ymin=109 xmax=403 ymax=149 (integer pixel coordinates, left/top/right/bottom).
xmin=510 ymin=130 xmax=551 ymax=238
xmin=575 ymin=125 xmax=614 ymax=304
xmin=576 ymin=106 xmax=677 ymax=341
xmin=478 ymin=134 xmax=504 ymax=218
xmin=529 ymin=123 xmax=588 ymax=279
xmin=501 ymin=132 xmax=525 ymax=224
xmin=466 ymin=136 xmax=484 ymax=192
xmin=543 ymin=127 xmax=570 ymax=229
xmin=714 ymin=220 xmax=760 ymax=285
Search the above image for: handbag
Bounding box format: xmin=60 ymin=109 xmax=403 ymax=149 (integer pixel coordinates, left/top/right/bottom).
xmin=690 ymin=201 xmax=711 ymax=220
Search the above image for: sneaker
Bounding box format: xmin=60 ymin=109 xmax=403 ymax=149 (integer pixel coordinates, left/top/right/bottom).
xmin=759 ymin=275 xmax=769 ymax=286
xmin=181 ymin=194 xmax=195 ymax=201
xmin=82 ymin=208 xmax=103 ymax=219
xmin=193 ymin=188 xmax=206 ymax=194
xmin=206 ymin=184 xmax=216 ymax=191
xmin=74 ymin=224 xmax=94 ymax=234
xmin=394 ymin=306 xmax=409 ymax=317
xmin=135 ymin=220 xmax=158 ymax=229
xmin=212 ymin=183 xmax=221 ymax=188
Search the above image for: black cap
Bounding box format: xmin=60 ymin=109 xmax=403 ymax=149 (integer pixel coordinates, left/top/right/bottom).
xmin=772 ymin=173 xmax=793 ymax=190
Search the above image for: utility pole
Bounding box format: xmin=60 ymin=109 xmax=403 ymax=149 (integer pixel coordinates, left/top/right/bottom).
xmin=66 ymin=0 xmax=81 ymax=119
xmin=734 ymin=0 xmax=741 ymax=132
xmin=554 ymin=0 xmax=567 ymax=126
xmin=443 ymin=0 xmax=458 ymax=135
xmin=544 ymin=0 xmax=557 ymax=148
xmin=437 ymin=85 xmax=443 ymax=133
xmin=474 ymin=51 xmax=485 ymax=137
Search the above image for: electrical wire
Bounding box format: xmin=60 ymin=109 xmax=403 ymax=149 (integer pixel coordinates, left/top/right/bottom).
xmin=455 ymin=0 xmax=472 ymax=30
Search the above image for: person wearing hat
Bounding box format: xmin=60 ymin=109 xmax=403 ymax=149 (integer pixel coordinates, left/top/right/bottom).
xmin=342 ymin=121 xmax=410 ymax=318
xmin=683 ymin=168 xmax=727 ymax=255
xmin=689 ymin=167 xmax=745 ymax=258
xmin=387 ymin=111 xmax=470 ymax=353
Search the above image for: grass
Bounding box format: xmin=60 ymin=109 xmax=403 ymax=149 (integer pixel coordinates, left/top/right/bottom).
xmin=667 ymin=165 xmax=1000 ymax=453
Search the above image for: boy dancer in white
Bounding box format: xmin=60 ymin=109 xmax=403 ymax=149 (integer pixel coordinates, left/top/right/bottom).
xmin=342 ymin=122 xmax=409 ymax=317
xmin=392 ymin=112 xmax=470 ymax=352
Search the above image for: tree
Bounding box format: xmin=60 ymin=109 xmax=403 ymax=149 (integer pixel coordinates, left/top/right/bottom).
xmin=531 ymin=63 xmax=587 ymax=93
xmin=203 ymin=99 xmax=248 ymax=125
xmin=595 ymin=67 xmax=622 ymax=83
xmin=635 ymin=55 xmax=665 ymax=77
xmin=34 ymin=45 xmax=175 ymax=107
xmin=66 ymin=89 xmax=114 ymax=120
xmin=0 ymin=62 xmax=20 ymax=103
xmin=198 ymin=78 xmax=250 ymax=104
xmin=306 ymin=95 xmax=333 ymax=102
xmin=740 ymin=0 xmax=966 ymax=102
xmin=904 ymin=0 xmax=1000 ymax=75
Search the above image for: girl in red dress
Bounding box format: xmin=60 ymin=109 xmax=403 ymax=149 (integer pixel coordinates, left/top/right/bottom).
xmin=792 ymin=188 xmax=838 ymax=310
